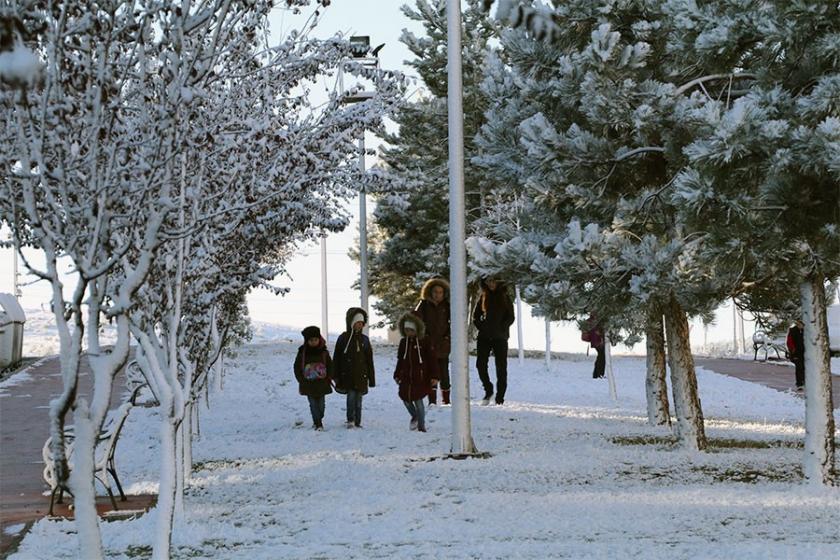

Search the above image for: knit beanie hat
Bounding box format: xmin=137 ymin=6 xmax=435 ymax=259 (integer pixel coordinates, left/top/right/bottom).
xmin=301 ymin=326 xmax=321 ymax=340
xmin=351 ymin=313 xmax=365 ymax=326
xmin=404 ymin=320 xmax=417 ymax=332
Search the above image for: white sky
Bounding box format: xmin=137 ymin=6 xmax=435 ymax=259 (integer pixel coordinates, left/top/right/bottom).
xmin=1 ymin=1 xmax=824 ymax=356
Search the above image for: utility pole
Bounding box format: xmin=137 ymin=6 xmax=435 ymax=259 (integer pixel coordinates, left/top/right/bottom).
xmin=320 ymin=234 xmax=329 ymax=345
xmin=447 ymin=0 xmax=477 ymax=456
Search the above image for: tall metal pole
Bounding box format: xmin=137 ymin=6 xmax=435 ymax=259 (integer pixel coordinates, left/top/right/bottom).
xmin=545 ymin=318 xmax=551 ymax=369
xmin=515 ymin=285 xmax=524 ymax=365
xmin=447 ymin=0 xmax=476 ymax=455
xmin=359 ymin=134 xmax=369 ymax=332
xmin=320 ymin=234 xmax=329 ymax=345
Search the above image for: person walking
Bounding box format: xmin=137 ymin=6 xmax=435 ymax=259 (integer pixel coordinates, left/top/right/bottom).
xmin=333 ymin=307 xmax=376 ymax=427
xmin=293 ymin=326 xmax=333 ymax=430
xmin=393 ymin=312 xmax=439 ymax=432
xmin=786 ymin=319 xmax=805 ymax=390
xmin=582 ymin=316 xmax=606 ymax=379
xmin=415 ymin=278 xmax=451 ymax=406
xmin=472 ymin=277 xmax=515 ymax=405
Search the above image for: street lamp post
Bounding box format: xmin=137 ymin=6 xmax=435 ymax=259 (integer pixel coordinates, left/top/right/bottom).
xmin=447 ymin=0 xmax=477 ymax=456
xmin=340 ymin=36 xmax=382 ymax=330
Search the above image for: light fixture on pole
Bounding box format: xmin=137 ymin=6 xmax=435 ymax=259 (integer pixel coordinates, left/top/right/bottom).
xmin=447 ymin=0 xmax=477 ymax=456
xmin=339 ymin=36 xmax=384 ymax=330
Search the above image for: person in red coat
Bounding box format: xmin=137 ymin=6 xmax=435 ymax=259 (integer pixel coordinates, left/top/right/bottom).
xmin=393 ymin=312 xmax=439 ymax=432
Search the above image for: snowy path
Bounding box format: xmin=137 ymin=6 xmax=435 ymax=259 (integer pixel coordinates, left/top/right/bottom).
xmin=11 ymin=342 xmax=840 ymax=559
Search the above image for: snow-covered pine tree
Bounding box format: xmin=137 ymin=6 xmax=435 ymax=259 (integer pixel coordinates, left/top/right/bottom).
xmin=665 ymin=0 xmax=840 ymax=484
xmin=368 ymin=0 xmax=497 ymax=323
xmin=469 ymin=1 xmax=774 ymax=446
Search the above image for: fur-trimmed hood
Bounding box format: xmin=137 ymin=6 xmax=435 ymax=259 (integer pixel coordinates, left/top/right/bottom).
xmin=480 ymin=277 xmax=507 ymax=291
xmin=344 ymin=307 xmax=368 ymax=332
xmin=397 ymin=311 xmax=426 ymax=338
xmin=420 ymin=277 xmax=450 ymax=302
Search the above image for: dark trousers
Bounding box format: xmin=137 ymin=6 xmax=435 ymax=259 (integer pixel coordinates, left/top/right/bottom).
xmin=346 ymin=390 xmax=363 ymax=425
xmin=793 ymin=354 xmax=804 ymax=387
xmin=593 ymin=345 xmax=605 ymax=378
xmin=476 ymin=337 xmax=508 ymax=401
xmin=437 ymin=358 xmax=451 ymax=391
xmin=307 ymin=396 xmax=325 ymax=426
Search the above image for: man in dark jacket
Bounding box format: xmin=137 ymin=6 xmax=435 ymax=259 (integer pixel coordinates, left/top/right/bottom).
xmin=472 ymin=277 xmax=515 ymax=405
xmin=786 ymin=319 xmax=805 ymax=390
xmin=415 ymin=278 xmax=451 ymax=405
xmin=333 ymin=307 xmax=376 ymax=427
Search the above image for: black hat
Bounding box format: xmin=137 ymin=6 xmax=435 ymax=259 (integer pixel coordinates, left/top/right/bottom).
xmin=301 ymin=326 xmax=321 ymax=340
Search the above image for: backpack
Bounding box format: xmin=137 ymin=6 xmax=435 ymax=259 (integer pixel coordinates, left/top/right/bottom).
xmin=301 ymin=350 xmax=329 ymax=381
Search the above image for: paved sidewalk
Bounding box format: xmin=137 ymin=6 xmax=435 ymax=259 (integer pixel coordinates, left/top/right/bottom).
xmin=695 ymin=357 xmax=840 ymax=408
xmin=0 ymin=354 xmax=153 ymax=556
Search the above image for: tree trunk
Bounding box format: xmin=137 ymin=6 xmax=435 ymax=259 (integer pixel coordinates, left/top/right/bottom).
xmin=645 ymin=306 xmax=670 ymax=426
xmin=153 ymin=418 xmax=178 ymax=560
xmin=800 ymin=275 xmax=836 ymax=485
xmin=604 ymin=334 xmax=617 ymax=401
xmin=69 ymin=401 xmax=104 ymax=560
xmin=663 ymin=296 xmax=707 ymax=451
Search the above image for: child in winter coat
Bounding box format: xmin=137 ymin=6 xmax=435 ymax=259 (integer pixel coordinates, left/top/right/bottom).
xmin=333 ymin=308 xmax=376 ymax=428
xmin=294 ymin=326 xmax=334 ymax=430
xmin=393 ymin=312 xmax=439 ymax=432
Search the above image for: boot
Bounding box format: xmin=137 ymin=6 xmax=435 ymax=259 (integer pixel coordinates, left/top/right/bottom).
xmin=428 ymin=388 xmax=437 ymax=406
xmin=442 ymin=390 xmax=450 ymax=405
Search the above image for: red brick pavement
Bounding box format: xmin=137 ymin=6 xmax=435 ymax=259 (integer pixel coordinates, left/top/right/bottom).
xmin=0 ymin=353 xmax=154 ymax=556
xmin=694 ymin=357 xmax=840 ymax=409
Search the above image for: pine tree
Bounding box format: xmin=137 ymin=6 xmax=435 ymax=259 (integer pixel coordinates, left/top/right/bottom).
xmin=469 ymin=0 xmax=773 ymax=447
xmin=666 ymin=0 xmax=840 ymax=484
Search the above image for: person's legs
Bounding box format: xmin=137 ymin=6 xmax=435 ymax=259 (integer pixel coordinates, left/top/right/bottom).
xmin=308 ymin=396 xmax=322 ymax=427
xmin=414 ymin=398 xmax=427 ymax=431
xmin=354 ymin=392 xmax=364 ymax=427
xmin=492 ymin=338 xmax=509 ymax=404
xmin=438 ymin=358 xmax=451 ymax=404
xmin=794 ymin=355 xmax=805 ymax=388
xmin=593 ymin=345 xmax=605 ymax=378
xmin=476 ymin=337 xmax=493 ymax=400
xmin=404 ymin=400 xmax=418 ymax=430
xmin=428 ymin=380 xmax=437 ymax=405
xmin=317 ymin=396 xmax=326 ymax=426
xmin=346 ymin=390 xmax=358 ymax=424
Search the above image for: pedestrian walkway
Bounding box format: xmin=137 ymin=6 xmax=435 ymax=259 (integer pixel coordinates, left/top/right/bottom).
xmin=695 ymin=357 xmax=840 ymax=409
xmin=0 ymin=354 xmax=154 ymax=556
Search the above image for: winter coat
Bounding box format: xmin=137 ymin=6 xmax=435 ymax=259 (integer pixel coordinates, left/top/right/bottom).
xmin=415 ymin=278 xmax=451 ymax=357
xmin=472 ymin=279 xmax=515 ymax=340
xmin=393 ymin=312 xmax=439 ymax=402
xmin=333 ymin=307 xmax=376 ymax=394
xmin=786 ymin=325 xmax=804 ymax=359
xmin=294 ymin=337 xmax=334 ymax=397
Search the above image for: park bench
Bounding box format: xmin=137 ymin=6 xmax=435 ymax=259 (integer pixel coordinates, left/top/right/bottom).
xmin=752 ymin=330 xmax=789 ymax=362
xmin=41 ymin=400 xmax=133 ymax=515
xmin=41 ymin=360 xmax=158 ymax=515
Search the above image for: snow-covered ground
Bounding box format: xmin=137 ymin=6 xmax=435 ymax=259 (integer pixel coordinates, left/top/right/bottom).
xmin=9 ymin=341 xmax=840 ymax=559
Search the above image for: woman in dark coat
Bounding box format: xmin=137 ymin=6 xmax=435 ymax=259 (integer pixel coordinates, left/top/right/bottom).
xmin=393 ymin=312 xmax=439 ymax=432
xmin=472 ymin=277 xmax=515 ymax=405
xmin=415 ymin=278 xmax=451 ymax=405
xmin=333 ymin=307 xmax=376 ymax=428
xmin=293 ymin=326 xmax=333 ymax=430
